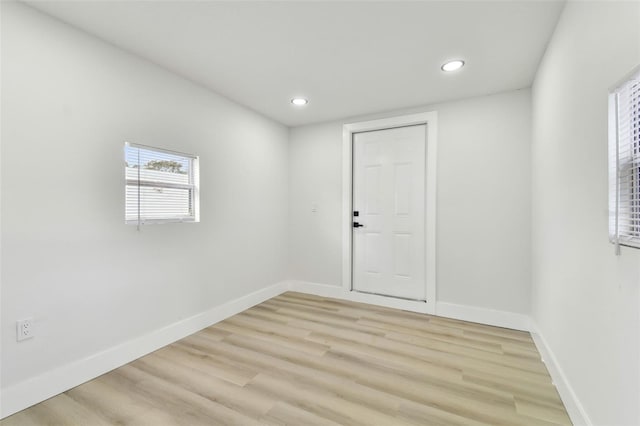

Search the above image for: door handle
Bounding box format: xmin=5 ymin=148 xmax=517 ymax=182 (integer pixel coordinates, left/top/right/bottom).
xmin=353 ymin=222 xmax=364 ymax=228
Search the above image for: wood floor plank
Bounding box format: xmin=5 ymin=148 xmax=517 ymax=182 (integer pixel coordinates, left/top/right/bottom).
xmin=131 ymin=351 xmax=276 ymax=419
xmin=249 ymin=372 xmax=407 ymax=426
xmin=307 ymin=329 xmax=552 ymax=386
xmin=428 ymin=316 xmax=533 ymax=342
xmin=155 ymin=343 xmax=259 ymax=386
xmin=110 ymin=365 xmax=263 ymax=426
xmin=0 ymin=292 xmax=571 ymax=426
xmin=515 ymin=396 xmax=573 ymax=425
xmin=218 ymin=316 xmax=330 ymax=356
xmin=263 ymin=307 xmax=389 ymax=338
xmin=384 ymin=330 xmax=549 ymax=374
xmin=260 ymin=401 xmax=344 ymax=426
xmin=64 ymin=378 xmax=155 ymax=424
xmin=357 ymin=317 xmax=506 ymax=354
xmin=463 ymin=370 xmax=562 ymax=406
xmin=0 ymin=394 xmax=112 ymax=426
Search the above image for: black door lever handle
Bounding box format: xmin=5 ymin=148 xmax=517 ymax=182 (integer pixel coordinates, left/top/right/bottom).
xmin=353 ymin=222 xmax=364 ymax=228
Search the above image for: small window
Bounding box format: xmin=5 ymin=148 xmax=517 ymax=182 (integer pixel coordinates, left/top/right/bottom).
xmin=125 ymin=142 xmax=199 ymax=225
xmin=609 ymin=67 xmax=640 ymax=251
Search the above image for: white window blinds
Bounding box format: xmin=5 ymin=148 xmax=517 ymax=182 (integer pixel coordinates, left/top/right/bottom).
xmin=125 ymin=143 xmax=199 ymax=225
xmin=609 ymin=69 xmax=640 ymax=252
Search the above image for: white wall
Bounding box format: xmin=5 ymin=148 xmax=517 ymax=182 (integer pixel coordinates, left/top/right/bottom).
xmin=1 ymin=1 xmax=288 ymax=393
xmin=10 ymin=1 xmax=638 ymax=424
xmin=289 ymin=89 xmax=532 ymax=315
xmin=531 ymin=2 xmax=640 ymax=425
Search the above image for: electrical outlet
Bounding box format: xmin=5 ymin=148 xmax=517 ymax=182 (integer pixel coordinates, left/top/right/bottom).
xmin=17 ymin=318 xmax=34 ymax=341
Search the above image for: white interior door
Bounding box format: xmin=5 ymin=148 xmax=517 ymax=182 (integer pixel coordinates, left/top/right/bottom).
xmin=352 ymin=125 xmax=426 ymax=301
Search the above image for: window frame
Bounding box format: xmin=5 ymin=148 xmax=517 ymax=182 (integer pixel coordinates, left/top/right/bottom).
xmin=609 ymin=66 xmax=640 ymax=252
xmin=124 ymin=142 xmax=200 ymax=226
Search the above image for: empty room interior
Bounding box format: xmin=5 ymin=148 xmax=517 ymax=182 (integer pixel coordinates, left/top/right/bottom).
xmin=1 ymin=0 xmax=639 ymax=425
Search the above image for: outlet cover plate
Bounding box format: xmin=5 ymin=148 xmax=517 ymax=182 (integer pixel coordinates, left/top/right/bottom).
xmin=17 ymin=318 xmax=34 ymax=341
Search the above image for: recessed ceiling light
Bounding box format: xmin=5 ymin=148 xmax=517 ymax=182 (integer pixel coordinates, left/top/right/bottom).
xmin=291 ymin=97 xmax=308 ymax=106
xmin=441 ymin=60 xmax=465 ymax=72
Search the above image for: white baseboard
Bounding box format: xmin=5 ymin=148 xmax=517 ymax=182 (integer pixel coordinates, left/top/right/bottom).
xmin=285 ymin=280 xmax=435 ymax=314
xmin=529 ymin=321 xmax=591 ymax=426
xmin=286 ymin=280 xmax=527 ymax=330
xmin=0 ymin=282 xmax=287 ymax=419
xmin=435 ymin=301 xmax=530 ymax=331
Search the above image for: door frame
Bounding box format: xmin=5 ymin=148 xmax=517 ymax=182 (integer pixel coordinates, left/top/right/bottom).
xmin=342 ymin=112 xmax=437 ymax=314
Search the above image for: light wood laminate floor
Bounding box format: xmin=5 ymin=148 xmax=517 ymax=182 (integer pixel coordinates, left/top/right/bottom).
xmin=1 ymin=292 xmax=571 ymax=425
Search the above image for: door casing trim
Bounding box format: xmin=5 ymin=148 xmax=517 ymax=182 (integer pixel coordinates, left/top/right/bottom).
xmin=342 ymin=112 xmax=437 ymax=314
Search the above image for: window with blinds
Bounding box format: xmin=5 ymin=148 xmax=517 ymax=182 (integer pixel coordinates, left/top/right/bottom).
xmin=124 ymin=143 xmax=199 ymax=225
xmin=609 ymin=68 xmax=640 ymax=252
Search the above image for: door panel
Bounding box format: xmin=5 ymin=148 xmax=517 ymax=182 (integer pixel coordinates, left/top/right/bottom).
xmin=393 ymin=233 xmax=412 ymax=278
xmin=394 ymin=163 xmax=411 ymax=216
xmin=352 ymin=125 xmax=426 ymax=301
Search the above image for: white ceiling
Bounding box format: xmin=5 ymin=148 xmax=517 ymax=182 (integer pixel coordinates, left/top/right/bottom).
xmin=26 ymin=1 xmax=565 ymax=127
